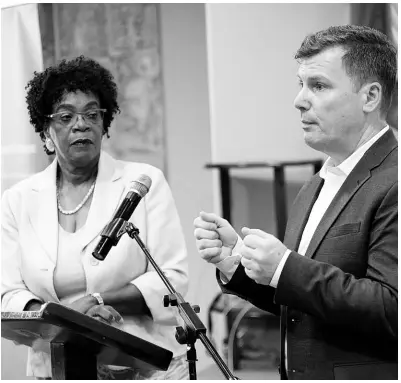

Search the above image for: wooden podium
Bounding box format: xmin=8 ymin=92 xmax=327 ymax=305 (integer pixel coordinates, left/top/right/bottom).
xmin=2 ymin=302 xmax=173 ymax=379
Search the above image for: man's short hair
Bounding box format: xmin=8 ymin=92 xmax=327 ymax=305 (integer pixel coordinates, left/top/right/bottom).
xmin=295 ymin=25 xmax=397 ymax=115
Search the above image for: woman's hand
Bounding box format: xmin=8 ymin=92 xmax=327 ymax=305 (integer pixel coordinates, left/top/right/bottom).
xmin=65 ymin=295 xmax=98 ymax=314
xmin=65 ymin=295 xmax=123 ymax=325
xmin=85 ymin=305 xmax=124 ymax=325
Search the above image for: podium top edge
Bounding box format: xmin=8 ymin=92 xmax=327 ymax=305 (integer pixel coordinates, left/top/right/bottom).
xmin=2 ymin=310 xmax=44 ymax=320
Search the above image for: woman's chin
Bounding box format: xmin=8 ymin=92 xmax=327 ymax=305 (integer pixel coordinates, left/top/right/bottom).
xmin=67 ymin=146 xmax=100 ymax=166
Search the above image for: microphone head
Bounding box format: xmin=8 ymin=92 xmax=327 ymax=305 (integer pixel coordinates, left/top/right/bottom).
xmin=130 ymin=174 xmax=152 ymax=198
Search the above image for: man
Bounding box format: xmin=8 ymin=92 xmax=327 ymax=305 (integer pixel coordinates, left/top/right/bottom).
xmin=194 ymin=25 xmax=397 ymax=380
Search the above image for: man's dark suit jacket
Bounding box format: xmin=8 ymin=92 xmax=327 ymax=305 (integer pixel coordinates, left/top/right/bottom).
xmin=219 ymin=130 xmax=397 ymax=380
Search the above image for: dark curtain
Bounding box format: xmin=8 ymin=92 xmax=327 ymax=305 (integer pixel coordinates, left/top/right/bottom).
xmin=351 ymin=4 xmax=388 ymax=33
xmin=351 ymin=3 xmax=398 ymax=133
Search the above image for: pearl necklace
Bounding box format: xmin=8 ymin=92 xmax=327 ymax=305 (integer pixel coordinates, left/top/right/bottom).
xmin=57 ymin=178 xmax=96 ymax=215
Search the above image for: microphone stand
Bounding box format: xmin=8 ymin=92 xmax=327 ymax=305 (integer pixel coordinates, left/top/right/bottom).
xmin=107 ymin=219 xmax=238 ymax=380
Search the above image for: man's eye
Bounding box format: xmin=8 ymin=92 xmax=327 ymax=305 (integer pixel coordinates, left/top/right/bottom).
xmin=313 ymin=83 xmax=325 ymax=91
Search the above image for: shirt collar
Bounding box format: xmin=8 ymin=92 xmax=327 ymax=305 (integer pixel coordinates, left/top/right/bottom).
xmin=319 ymin=125 xmax=389 ymax=180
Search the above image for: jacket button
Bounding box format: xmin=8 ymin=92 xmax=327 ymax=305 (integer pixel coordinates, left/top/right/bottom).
xmin=90 ymin=258 xmax=99 ymax=266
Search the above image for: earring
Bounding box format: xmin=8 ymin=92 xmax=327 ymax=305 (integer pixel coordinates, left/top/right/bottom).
xmin=45 ymin=138 xmax=55 ymax=153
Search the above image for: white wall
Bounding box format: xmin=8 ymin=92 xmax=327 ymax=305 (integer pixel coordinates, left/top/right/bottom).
xmin=159 ymin=3 xmax=221 ymax=372
xmin=1 ymin=4 xmax=48 ymax=194
xmin=1 ymin=4 xmax=47 ymax=380
xmin=206 ymin=3 xmax=350 ymax=182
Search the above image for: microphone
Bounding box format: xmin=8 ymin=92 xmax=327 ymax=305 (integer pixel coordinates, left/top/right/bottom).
xmin=92 ymin=174 xmax=152 ymax=261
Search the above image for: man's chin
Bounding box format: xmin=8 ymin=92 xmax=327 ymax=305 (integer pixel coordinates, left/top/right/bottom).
xmin=303 ymin=134 xmax=326 ymax=152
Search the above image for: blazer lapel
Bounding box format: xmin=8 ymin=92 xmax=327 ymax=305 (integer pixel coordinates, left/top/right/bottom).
xmin=28 ymin=158 xmax=59 ymax=265
xmin=284 ymin=175 xmax=324 ymax=252
xmin=27 ymin=152 xmax=126 ymax=262
xmin=81 ymin=151 xmax=126 ymax=250
xmin=305 ymin=129 xmax=397 ymax=259
xmin=305 ymin=169 xmax=371 ymax=258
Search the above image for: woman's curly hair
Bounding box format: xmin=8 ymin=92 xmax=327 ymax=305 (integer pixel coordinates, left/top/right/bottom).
xmin=25 ymin=55 xmax=120 ymax=154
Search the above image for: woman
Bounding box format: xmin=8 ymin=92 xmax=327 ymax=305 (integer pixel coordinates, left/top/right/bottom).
xmin=1 ymin=56 xmax=189 ymax=379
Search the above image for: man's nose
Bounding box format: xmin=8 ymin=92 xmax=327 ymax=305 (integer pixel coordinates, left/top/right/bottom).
xmin=294 ymin=88 xmax=311 ymax=112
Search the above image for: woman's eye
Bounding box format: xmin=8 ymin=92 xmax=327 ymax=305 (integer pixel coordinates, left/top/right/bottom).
xmin=60 ymin=113 xmax=73 ymax=121
xmin=86 ymin=112 xmax=98 ymax=120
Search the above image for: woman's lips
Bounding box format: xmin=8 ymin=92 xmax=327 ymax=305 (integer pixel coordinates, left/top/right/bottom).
xmin=71 ymin=138 xmax=93 ymax=146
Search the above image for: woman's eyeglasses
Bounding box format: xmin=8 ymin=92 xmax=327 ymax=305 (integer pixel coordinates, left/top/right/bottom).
xmin=46 ymin=109 xmax=107 ymax=127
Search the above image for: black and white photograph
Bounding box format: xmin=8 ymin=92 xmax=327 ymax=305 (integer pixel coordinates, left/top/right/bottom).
xmin=1 ymin=2 xmax=398 ymax=380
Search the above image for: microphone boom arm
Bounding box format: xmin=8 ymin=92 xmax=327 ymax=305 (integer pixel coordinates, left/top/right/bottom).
xmin=122 ymin=221 xmax=238 ymax=380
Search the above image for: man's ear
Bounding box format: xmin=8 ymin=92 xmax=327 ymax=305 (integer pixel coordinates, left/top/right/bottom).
xmin=361 ymin=81 xmax=382 ymax=113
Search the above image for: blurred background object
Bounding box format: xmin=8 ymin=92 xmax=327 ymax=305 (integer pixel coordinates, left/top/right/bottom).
xmin=2 ymin=3 xmax=397 ymax=380
xmin=1 ymin=3 xmax=48 ymax=195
